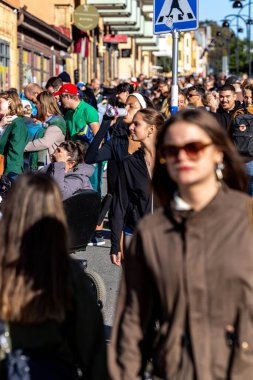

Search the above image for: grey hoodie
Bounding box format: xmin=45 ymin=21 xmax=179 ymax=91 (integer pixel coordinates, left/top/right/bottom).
xmin=41 ymin=161 xmax=95 ymax=200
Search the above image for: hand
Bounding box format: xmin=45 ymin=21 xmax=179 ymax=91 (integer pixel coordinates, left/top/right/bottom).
xmin=110 ymin=252 xmax=122 ymax=267
xmin=0 ymin=115 xmax=13 ymax=128
xmin=52 ymin=146 xmax=69 ymax=163
xmin=110 ymin=115 xmax=118 ymax=127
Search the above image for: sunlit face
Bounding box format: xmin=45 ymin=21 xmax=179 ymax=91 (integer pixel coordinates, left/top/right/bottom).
xmin=162 ymin=121 xmax=223 ymax=191
xmin=129 ymin=112 xmax=152 ymax=142
xmin=244 ymin=89 xmax=252 ymax=106
xmin=178 ymin=94 xmax=186 ymax=110
xmin=0 ymin=98 xmax=9 ymax=114
xmin=219 ymin=90 xmax=236 ymax=111
xmin=158 ymin=83 xmax=169 ymax=95
xmin=187 ymin=91 xmax=200 ymax=106
xmin=25 ymin=91 xmax=40 ymax=104
xmin=52 ymin=146 xmax=69 ymax=162
xmin=92 ymin=79 xmax=100 ymax=90
xmin=123 ymin=96 xmax=142 ymax=124
xmin=59 ymin=93 xmax=71 ymax=109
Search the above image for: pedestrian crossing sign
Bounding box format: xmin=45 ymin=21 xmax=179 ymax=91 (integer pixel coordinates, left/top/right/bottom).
xmin=154 ymin=0 xmax=198 ymax=34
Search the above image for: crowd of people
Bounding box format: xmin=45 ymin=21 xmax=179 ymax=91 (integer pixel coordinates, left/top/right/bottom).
xmin=0 ymin=70 xmax=253 ymax=379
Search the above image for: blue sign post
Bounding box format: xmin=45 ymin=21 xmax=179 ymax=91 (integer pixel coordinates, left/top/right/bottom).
xmin=154 ymin=0 xmax=198 ymax=34
xmin=153 ymin=0 xmax=199 ymax=115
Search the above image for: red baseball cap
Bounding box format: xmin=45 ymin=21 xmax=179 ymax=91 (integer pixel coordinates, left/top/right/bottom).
xmin=54 ymin=83 xmax=79 ymax=96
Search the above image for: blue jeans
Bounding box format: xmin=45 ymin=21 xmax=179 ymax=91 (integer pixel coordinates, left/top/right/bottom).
xmin=245 ymin=161 xmax=253 ymax=196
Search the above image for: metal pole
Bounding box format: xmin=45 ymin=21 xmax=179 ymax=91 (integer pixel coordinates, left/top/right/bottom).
xmin=170 ymin=29 xmax=179 ymax=116
xmin=236 ymin=17 xmax=239 ymax=75
xmin=93 ymin=34 xmax=97 ymax=78
xmin=249 ymin=2 xmax=252 ymax=76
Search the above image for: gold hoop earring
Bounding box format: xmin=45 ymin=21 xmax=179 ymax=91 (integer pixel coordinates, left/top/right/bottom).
xmin=159 ymin=157 xmax=166 ymax=164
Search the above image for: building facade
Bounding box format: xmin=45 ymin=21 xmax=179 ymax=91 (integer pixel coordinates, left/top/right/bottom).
xmin=0 ymin=0 xmax=209 ymax=90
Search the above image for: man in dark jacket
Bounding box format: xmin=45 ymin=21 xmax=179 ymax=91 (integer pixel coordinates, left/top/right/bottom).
xmin=215 ymin=84 xmax=246 ymax=130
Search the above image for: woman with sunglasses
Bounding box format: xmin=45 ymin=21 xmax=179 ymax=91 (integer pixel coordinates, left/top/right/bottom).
xmin=109 ymin=109 xmax=253 ymax=380
xmin=110 ymin=108 xmax=164 ymax=266
xmin=42 ymin=140 xmax=94 ymax=200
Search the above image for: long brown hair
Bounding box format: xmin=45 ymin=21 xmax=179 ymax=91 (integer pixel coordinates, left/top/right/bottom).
xmin=152 ymin=109 xmax=248 ymax=206
xmin=135 ymin=108 xmax=165 ymax=134
xmin=36 ymin=91 xmax=62 ymax=121
xmin=0 ymin=172 xmax=72 ymax=323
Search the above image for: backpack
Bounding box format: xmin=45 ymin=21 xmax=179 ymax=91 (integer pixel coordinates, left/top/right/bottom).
xmin=230 ymin=108 xmax=253 ymax=157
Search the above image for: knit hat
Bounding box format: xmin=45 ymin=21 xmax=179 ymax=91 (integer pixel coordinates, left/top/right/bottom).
xmin=58 ymin=71 xmax=71 ymax=83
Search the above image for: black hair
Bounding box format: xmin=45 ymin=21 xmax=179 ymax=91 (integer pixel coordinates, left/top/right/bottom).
xmin=46 ymin=77 xmax=63 ymax=91
xmin=187 ymin=85 xmax=205 ymax=97
xmin=218 ymin=85 xmax=236 ymax=94
xmin=116 ymin=82 xmax=134 ymax=94
xmin=58 ymin=140 xmax=87 ymax=165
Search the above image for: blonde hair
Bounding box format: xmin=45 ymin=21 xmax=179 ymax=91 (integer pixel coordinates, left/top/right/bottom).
xmin=0 ymin=92 xmax=24 ymax=116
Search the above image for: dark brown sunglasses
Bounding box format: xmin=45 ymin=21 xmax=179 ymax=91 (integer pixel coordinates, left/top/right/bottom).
xmin=160 ymin=141 xmax=213 ymax=160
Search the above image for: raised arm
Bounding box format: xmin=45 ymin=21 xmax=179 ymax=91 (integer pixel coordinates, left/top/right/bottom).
xmin=85 ymin=118 xmax=113 ymax=164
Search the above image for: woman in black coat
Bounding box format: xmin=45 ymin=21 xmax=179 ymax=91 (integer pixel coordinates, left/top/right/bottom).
xmin=110 ymin=108 xmax=164 ymax=266
xmin=85 ymin=93 xmax=153 ymax=195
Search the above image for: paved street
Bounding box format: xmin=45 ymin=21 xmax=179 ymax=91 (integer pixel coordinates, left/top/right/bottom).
xmin=74 ymin=226 xmax=121 ymax=340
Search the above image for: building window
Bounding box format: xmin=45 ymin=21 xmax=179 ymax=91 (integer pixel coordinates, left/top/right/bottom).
xmin=22 ymin=49 xmax=50 ymax=87
xmin=0 ymin=40 xmax=10 ymax=90
xmin=54 ymin=5 xmax=72 ymax=27
xmin=33 ymin=53 xmax=42 ymax=85
xmin=42 ymin=57 xmax=50 ymax=85
xmin=23 ymin=49 xmax=33 ymax=86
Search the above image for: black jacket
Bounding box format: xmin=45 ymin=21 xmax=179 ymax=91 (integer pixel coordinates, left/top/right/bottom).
xmin=85 ymin=117 xmax=129 ymax=194
xmin=214 ymin=101 xmax=246 ymax=130
xmin=0 ymin=259 xmax=108 ymax=380
xmin=110 ymin=149 xmax=152 ymax=254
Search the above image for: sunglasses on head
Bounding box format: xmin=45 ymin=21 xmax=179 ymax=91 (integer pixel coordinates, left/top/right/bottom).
xmin=160 ymin=141 xmax=213 ymax=160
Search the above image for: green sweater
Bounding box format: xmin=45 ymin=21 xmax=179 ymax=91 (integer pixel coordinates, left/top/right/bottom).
xmin=0 ymin=116 xmax=28 ymax=175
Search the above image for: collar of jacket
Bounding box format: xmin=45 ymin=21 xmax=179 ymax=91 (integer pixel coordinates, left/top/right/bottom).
xmin=165 ymin=184 xmax=228 ymax=227
xmin=217 ymin=101 xmax=246 ymax=115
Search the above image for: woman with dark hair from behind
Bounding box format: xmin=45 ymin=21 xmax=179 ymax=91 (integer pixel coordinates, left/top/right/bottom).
xmin=109 ymin=109 xmax=253 ymax=380
xmin=0 ymin=172 xmax=108 ymax=380
xmin=42 ymin=140 xmax=94 ymax=200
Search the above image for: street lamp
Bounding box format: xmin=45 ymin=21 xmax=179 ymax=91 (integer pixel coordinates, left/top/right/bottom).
xmin=233 ymin=1 xmax=244 ymax=8
xmin=222 ymin=14 xmax=247 ymax=74
xmin=237 ymin=1 xmax=253 ymax=76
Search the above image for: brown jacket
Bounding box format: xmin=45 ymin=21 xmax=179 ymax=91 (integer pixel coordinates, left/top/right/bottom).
xmin=109 ymin=187 xmax=253 ymax=380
